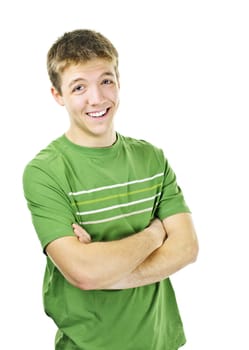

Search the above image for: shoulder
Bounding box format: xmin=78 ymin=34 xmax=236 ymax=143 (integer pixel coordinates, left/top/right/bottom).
xmin=24 ymin=135 xmax=67 ymax=170
xmin=119 ymin=133 xmax=166 ymax=161
xmin=119 ymin=134 xmax=162 ymax=152
xmin=23 ymin=136 xmax=65 ymax=187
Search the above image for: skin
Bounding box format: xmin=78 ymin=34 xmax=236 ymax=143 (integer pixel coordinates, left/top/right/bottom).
xmin=72 ymin=213 xmax=198 ymax=289
xmin=46 ymin=58 xmax=199 ymax=290
xmin=51 ymin=58 xmax=120 ymax=148
xmin=47 ymin=219 xmax=167 ymax=290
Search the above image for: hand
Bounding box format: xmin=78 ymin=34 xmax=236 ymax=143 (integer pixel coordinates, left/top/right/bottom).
xmin=72 ymin=223 xmax=92 ymax=243
xmin=148 ymin=218 xmax=167 ymax=246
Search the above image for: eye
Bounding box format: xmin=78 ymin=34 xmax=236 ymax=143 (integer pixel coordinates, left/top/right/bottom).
xmin=72 ymin=85 xmax=85 ymax=93
xmin=102 ymin=79 xmax=113 ymax=85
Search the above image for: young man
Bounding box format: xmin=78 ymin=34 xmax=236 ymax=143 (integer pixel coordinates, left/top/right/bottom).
xmin=23 ymin=29 xmax=198 ymax=350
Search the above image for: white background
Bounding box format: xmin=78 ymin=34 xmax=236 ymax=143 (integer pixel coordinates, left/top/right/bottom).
xmin=1 ymin=0 xmax=248 ymax=348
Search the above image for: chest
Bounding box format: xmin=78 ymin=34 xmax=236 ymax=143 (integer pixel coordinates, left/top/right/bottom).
xmin=63 ymin=154 xmax=164 ymax=241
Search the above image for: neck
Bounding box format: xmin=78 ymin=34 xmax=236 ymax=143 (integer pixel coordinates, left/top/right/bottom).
xmin=65 ymin=130 xmax=117 ymax=148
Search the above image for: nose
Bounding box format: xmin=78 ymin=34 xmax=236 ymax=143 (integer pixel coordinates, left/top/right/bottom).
xmin=87 ymin=85 xmax=105 ymax=106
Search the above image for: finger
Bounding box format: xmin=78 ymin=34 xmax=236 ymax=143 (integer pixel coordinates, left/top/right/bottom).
xmin=72 ymin=223 xmax=91 ymax=242
xmin=74 ymin=227 xmax=91 ymax=241
xmin=78 ymin=235 xmax=91 ymax=243
xmin=72 ymin=223 xmax=86 ymax=235
xmin=73 ymin=229 xmax=91 ymax=243
xmin=72 ymin=223 xmax=84 ymax=230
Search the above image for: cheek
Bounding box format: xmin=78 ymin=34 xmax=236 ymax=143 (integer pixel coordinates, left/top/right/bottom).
xmin=66 ymin=97 xmax=86 ymax=112
xmin=110 ymin=89 xmax=120 ymax=104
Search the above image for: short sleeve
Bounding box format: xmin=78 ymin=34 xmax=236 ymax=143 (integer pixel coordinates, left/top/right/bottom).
xmin=155 ymin=156 xmax=191 ymax=220
xmin=23 ymin=164 xmax=75 ymax=252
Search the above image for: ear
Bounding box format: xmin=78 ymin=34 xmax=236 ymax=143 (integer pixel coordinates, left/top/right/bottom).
xmin=51 ymin=86 xmax=65 ymax=106
xmin=115 ymin=73 xmax=120 ymax=89
xmin=117 ymin=78 xmax=120 ymax=89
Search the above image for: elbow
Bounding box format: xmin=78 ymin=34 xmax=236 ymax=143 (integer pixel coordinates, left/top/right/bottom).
xmin=76 ymin=281 xmax=94 ymax=291
xmin=77 ymin=276 xmax=114 ymax=291
xmin=75 ymin=275 xmax=98 ymax=291
xmin=65 ymin=261 xmax=108 ymax=291
xmin=73 ymin=272 xmax=104 ymax=291
xmin=77 ymin=283 xmax=96 ymax=291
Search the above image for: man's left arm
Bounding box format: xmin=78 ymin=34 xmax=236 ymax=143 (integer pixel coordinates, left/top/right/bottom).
xmin=108 ymin=212 xmax=198 ymax=289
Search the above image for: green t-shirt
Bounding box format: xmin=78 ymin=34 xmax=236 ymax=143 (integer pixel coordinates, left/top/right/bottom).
xmin=23 ymin=133 xmax=190 ymax=350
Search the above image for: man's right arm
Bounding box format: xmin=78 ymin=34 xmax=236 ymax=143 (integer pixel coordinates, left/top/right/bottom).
xmin=46 ymin=219 xmax=165 ymax=290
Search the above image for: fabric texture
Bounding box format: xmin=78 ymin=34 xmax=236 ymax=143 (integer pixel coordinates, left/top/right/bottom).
xmin=23 ymin=133 xmax=190 ymax=350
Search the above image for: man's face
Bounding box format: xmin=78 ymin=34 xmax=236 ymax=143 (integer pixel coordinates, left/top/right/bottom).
xmin=52 ymin=58 xmax=120 ymax=147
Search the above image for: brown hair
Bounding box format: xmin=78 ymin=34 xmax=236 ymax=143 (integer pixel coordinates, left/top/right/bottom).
xmin=47 ymin=29 xmax=119 ymax=94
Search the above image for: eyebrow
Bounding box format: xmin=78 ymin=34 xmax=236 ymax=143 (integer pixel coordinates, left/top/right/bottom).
xmin=68 ymin=72 xmax=115 ymax=88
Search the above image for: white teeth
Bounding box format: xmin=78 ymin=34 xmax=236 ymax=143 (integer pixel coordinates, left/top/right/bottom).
xmin=87 ymin=109 xmax=107 ymax=118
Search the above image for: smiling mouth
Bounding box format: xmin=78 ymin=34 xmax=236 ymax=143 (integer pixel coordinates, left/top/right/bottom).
xmin=86 ymin=108 xmax=110 ymax=118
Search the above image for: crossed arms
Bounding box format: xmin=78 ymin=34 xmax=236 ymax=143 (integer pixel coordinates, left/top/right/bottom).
xmin=46 ymin=213 xmax=198 ymax=290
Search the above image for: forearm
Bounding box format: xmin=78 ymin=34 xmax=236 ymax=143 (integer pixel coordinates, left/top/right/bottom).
xmin=81 ymin=228 xmax=162 ymax=289
xmin=47 ymin=223 xmax=164 ymax=291
xmin=108 ymin=236 xmax=196 ymax=289
xmin=108 ymin=214 xmax=199 ymax=289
